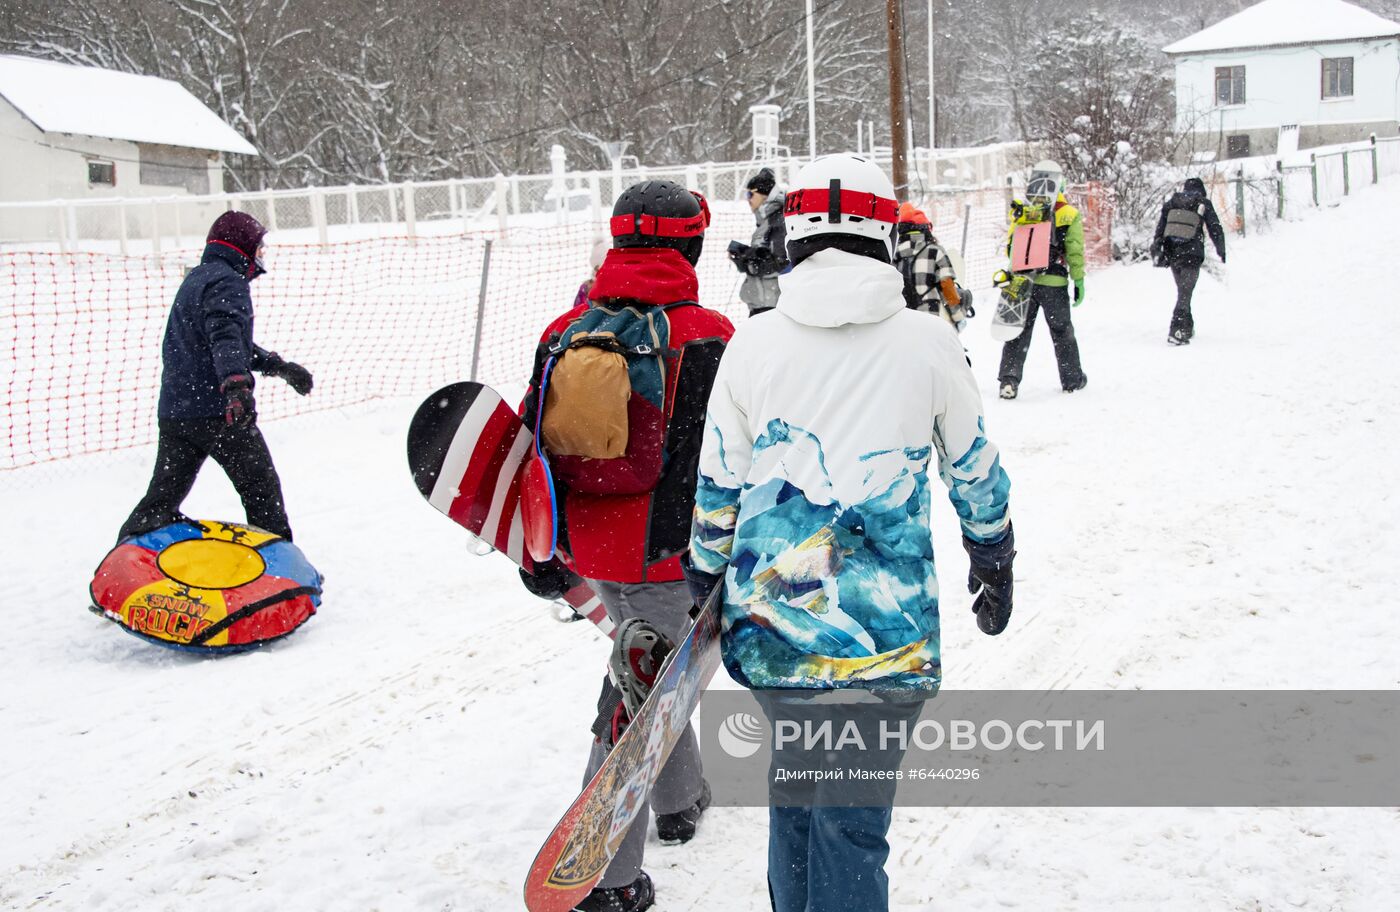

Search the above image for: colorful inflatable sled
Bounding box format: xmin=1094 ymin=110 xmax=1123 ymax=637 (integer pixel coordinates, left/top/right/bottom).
xmin=89 ymin=519 xmax=322 ymax=653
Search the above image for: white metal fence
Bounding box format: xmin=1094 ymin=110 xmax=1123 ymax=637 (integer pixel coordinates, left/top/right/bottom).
xmin=0 ymin=144 xmax=1031 ymax=255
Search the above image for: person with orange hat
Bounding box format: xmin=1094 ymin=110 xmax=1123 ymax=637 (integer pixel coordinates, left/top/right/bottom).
xmin=893 ymin=203 xmax=970 ymax=331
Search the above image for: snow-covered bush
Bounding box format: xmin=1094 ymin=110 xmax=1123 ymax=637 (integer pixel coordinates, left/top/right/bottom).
xmin=1012 ymin=13 xmax=1183 ymax=259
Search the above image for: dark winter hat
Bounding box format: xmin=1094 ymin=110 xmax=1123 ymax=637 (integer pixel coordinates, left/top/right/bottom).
xmin=610 ymin=180 xmax=706 ymax=266
xmin=207 ymin=211 xmax=267 ymax=259
xmin=1183 ymin=177 xmax=1207 ymax=196
xmin=746 ymin=167 xmax=777 ymax=196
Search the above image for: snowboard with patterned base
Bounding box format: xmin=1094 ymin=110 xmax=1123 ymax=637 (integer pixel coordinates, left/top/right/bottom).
xmin=523 ymin=585 xmax=723 ymax=912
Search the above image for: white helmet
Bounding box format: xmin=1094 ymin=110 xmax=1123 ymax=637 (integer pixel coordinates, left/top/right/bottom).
xmin=1026 ymin=160 xmax=1064 ymax=204
xmin=783 ymin=154 xmax=899 ymax=256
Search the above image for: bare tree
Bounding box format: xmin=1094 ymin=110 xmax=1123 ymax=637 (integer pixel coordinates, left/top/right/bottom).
xmin=8 ymin=0 xmax=1390 ymax=188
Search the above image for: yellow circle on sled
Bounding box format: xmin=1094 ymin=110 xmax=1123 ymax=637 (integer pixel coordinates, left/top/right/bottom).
xmin=157 ymin=538 xmax=266 ymax=590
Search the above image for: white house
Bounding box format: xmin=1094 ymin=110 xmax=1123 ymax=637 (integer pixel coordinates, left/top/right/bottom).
xmin=1165 ymin=0 xmax=1400 ymax=160
xmin=0 ymin=54 xmax=257 ymax=242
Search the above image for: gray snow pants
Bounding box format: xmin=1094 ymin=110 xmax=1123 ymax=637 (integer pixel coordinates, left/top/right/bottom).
xmin=584 ymin=578 xmax=705 ymax=889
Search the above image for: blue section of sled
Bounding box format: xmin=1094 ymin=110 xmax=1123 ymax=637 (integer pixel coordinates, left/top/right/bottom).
xmin=259 ymin=540 xmax=324 ymax=604
xmin=124 ymin=522 xmax=203 ymax=552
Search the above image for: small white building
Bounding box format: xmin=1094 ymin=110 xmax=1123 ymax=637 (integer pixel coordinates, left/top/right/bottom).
xmin=1165 ymin=0 xmax=1400 ymax=160
xmin=0 ymin=54 xmax=257 ymax=242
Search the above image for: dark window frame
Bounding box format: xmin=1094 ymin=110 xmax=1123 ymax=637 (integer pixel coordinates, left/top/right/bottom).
xmin=1322 ymin=57 xmax=1354 ymax=99
xmin=87 ymin=159 xmax=116 ymax=186
xmin=1215 ymin=65 xmax=1246 ymax=106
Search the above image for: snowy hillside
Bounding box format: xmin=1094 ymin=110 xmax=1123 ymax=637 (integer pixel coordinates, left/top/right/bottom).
xmin=2 ymin=182 xmax=1398 ymax=911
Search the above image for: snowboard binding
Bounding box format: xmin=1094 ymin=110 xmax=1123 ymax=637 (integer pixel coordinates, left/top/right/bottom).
xmin=592 ymin=618 xmax=676 ymax=749
xmin=990 ymin=269 xmax=1033 ymax=342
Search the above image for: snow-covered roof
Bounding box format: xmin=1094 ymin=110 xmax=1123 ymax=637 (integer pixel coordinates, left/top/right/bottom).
xmin=1164 ymin=0 xmax=1400 ymax=55
xmin=0 ymin=55 xmax=257 ymax=155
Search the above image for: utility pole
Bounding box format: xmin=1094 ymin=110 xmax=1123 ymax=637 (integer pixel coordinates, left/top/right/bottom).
xmin=886 ymin=0 xmax=909 ymax=196
xmin=927 ymin=0 xmax=936 ymax=151
xmin=806 ymin=0 xmax=817 ymax=160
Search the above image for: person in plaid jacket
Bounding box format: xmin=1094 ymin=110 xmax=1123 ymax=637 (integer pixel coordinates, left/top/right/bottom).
xmin=894 ymin=203 xmax=970 ymax=331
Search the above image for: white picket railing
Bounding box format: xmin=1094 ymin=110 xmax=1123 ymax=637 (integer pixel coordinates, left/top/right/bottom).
xmin=0 ymin=143 xmax=1031 ymax=255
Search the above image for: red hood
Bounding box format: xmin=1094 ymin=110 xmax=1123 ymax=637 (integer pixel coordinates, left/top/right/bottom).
xmin=588 ymin=247 xmax=698 ymax=306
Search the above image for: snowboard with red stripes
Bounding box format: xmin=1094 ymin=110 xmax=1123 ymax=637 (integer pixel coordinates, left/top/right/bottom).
xmin=406 ymin=381 xmax=613 ymax=637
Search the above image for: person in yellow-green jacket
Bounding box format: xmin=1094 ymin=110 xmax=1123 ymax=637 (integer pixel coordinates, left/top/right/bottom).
xmin=996 ymin=160 xmax=1088 ymax=399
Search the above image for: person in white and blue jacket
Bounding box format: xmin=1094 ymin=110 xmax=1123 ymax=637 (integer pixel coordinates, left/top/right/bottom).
xmin=682 ymin=154 xmax=1014 ymax=912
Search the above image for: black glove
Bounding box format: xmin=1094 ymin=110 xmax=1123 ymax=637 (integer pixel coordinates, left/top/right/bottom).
xmin=519 ymin=559 xmax=573 ymax=601
xmin=963 ymin=526 xmax=1016 ymax=636
xmin=745 ymin=247 xmax=778 ymax=277
xmin=220 ymin=374 xmax=256 ymax=428
xmin=679 ymin=552 xmax=722 ymax=614
xmin=276 ymin=361 xmax=314 ymax=395
xmin=257 ymin=350 xmax=314 ymax=396
xmin=727 ymin=240 xmax=752 ymax=273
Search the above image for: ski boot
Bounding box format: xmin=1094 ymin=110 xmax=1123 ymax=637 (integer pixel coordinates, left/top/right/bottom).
xmin=1168 ymin=329 xmax=1191 ymax=346
xmin=1063 ymin=375 xmax=1088 ymax=393
xmin=999 ymin=382 xmax=1018 ymax=400
xmin=657 ymin=780 xmax=712 ymax=845
xmin=573 ymin=871 xmax=654 ymax=912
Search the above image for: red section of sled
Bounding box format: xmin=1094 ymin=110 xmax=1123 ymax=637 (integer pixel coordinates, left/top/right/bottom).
xmin=521 ymin=453 xmax=557 ymax=563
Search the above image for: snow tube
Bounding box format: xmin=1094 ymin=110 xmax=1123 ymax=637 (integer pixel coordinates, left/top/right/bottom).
xmin=89 ymin=519 xmax=322 ymax=653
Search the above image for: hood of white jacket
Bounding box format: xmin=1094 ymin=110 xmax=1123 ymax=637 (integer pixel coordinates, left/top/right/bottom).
xmin=775 ymin=248 xmax=907 ymax=328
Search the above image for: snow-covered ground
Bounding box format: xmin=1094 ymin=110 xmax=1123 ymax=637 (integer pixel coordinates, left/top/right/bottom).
xmin=2 ymin=180 xmax=1398 ymax=912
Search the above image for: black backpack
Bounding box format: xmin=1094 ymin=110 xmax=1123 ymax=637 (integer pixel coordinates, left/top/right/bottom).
xmin=896 ymin=255 xmax=923 ymax=310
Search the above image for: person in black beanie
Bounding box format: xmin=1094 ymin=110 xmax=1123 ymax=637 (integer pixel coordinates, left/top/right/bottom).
xmin=729 ymin=166 xmax=788 ymax=316
xmin=118 ymin=211 xmax=314 ymax=542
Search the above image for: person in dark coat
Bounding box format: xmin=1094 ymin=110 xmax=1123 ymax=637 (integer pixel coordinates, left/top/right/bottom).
xmin=118 ymin=211 xmax=314 ymax=542
xmin=1151 ymin=177 xmax=1226 ymax=345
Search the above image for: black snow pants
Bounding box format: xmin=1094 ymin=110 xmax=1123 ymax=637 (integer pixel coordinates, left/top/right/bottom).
xmin=119 ymin=418 xmax=292 ymax=542
xmin=1170 ymin=262 xmax=1200 ymax=338
xmin=997 ymin=282 xmax=1085 ymax=390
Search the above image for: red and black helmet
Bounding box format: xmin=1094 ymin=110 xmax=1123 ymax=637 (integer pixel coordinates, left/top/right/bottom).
xmin=610 ymin=180 xmax=707 ymax=266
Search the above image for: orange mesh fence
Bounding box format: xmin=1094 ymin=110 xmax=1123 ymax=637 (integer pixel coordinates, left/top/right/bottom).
xmin=2 ymin=191 xmax=1119 ymax=471
xmin=2 ymin=208 xmax=757 ymax=470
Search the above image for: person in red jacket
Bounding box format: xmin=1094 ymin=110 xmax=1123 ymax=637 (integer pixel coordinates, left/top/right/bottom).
xmin=519 ymin=180 xmax=733 ymax=912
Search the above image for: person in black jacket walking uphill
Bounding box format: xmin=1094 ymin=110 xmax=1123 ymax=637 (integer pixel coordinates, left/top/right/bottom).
xmin=1151 ymin=178 xmax=1226 ymax=346
xmin=118 ymin=212 xmax=314 ymax=542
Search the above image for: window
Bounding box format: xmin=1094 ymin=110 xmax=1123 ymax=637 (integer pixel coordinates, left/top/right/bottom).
xmin=1215 ymin=65 xmax=1246 ymax=106
xmin=1322 ymin=57 xmax=1354 ymax=99
xmin=1226 ymin=134 xmax=1251 ymax=159
xmin=87 ymin=160 xmax=115 ymax=186
xmin=138 ymin=144 xmax=211 ymax=195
